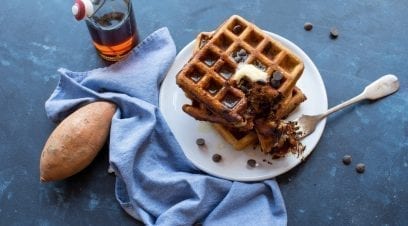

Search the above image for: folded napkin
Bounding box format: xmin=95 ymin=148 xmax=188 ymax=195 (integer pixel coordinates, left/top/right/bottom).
xmin=45 ymin=28 xmax=286 ymax=226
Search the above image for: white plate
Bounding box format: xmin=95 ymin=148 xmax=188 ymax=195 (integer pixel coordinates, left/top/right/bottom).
xmin=159 ymin=31 xmax=327 ymax=181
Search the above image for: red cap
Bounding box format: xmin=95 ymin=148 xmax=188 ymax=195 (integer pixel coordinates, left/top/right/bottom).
xmin=72 ymin=0 xmax=86 ymax=20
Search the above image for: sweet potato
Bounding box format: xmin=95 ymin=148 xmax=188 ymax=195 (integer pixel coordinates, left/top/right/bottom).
xmin=40 ymin=101 xmax=116 ymax=182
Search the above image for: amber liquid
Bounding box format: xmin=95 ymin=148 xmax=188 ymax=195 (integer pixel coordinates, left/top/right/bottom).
xmin=86 ymin=5 xmax=138 ymax=61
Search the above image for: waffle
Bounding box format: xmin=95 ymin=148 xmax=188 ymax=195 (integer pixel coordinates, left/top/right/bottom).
xmin=176 ymin=15 xmax=304 ymax=128
xmin=275 ymin=87 xmax=306 ymax=120
xmin=183 ymin=31 xmax=306 ymax=150
xmin=212 ymin=123 xmax=258 ymax=150
xmin=188 ymin=32 xmax=306 ymax=123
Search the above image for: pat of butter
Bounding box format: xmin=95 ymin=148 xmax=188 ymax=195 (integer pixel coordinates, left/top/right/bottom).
xmin=231 ymin=63 xmax=269 ymax=83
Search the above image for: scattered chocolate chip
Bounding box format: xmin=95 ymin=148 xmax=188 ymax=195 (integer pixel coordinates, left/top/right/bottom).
xmin=247 ymin=159 xmax=257 ymax=167
xmin=196 ymin=138 xmax=205 ymax=146
xmin=356 ymin=163 xmax=365 ymax=173
xmin=330 ymin=27 xmax=339 ymax=39
xmin=232 ymin=25 xmax=243 ymax=34
xmin=304 ymin=22 xmax=313 ymax=31
xmin=342 ymin=155 xmax=352 ymax=165
xmin=212 ymin=154 xmax=222 ymax=162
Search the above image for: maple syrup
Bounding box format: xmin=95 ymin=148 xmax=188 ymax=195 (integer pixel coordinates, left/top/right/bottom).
xmin=72 ymin=0 xmax=139 ymax=61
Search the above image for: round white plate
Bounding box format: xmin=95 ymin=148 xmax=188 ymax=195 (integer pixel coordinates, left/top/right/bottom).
xmin=159 ymin=31 xmax=328 ymax=181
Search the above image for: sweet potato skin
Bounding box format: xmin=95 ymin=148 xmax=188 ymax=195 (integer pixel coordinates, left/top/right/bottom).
xmin=40 ymin=101 xmax=116 ymax=182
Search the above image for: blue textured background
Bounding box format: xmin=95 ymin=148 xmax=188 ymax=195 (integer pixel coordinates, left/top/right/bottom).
xmin=0 ymin=0 xmax=406 ymax=225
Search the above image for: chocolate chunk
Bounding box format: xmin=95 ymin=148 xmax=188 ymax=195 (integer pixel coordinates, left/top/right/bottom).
xmin=342 ymin=155 xmax=352 ymax=165
xmin=212 ymin=154 xmax=222 ymax=162
xmin=247 ymin=159 xmax=257 ymax=167
xmin=330 ymin=27 xmax=339 ymax=39
xmin=304 ymin=22 xmax=313 ymax=31
xmin=356 ymin=163 xmax=365 ymax=173
xmin=196 ymin=138 xmax=205 ymax=146
xmin=232 ymin=25 xmax=243 ymax=34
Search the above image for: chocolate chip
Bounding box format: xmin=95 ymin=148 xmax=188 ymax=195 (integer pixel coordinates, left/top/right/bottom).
xmin=238 ymin=49 xmax=247 ymax=57
xmin=272 ymin=71 xmax=283 ymax=81
xmin=356 ymin=163 xmax=365 ymax=173
xmin=232 ymin=49 xmax=249 ymax=63
xmin=232 ymin=25 xmax=243 ymax=34
xmin=234 ymin=56 xmax=242 ymax=62
xmin=304 ymin=22 xmax=313 ymax=31
xmin=247 ymin=159 xmax=257 ymax=167
xmin=270 ymin=79 xmax=281 ymax=88
xmin=342 ymin=155 xmax=352 ymax=165
xmin=212 ymin=154 xmax=222 ymax=162
xmin=196 ymin=138 xmax=205 ymax=146
xmin=330 ymin=27 xmax=339 ymax=39
xmin=269 ymin=71 xmax=283 ymax=88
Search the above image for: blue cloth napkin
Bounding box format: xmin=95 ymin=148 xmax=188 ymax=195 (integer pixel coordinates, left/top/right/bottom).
xmin=45 ymin=28 xmax=287 ymax=226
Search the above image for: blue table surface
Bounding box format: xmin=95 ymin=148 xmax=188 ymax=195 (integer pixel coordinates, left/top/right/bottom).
xmin=0 ymin=0 xmax=407 ymax=225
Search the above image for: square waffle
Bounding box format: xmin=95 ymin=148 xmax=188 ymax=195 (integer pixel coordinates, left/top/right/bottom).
xmin=187 ymin=32 xmax=306 ymax=125
xmin=183 ymin=31 xmax=306 ymax=150
xmin=177 ymin=15 xmax=306 ymax=155
xmin=176 ymin=15 xmax=304 ymax=128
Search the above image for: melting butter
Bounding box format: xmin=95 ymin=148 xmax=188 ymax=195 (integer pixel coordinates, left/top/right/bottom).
xmin=231 ymin=63 xmax=269 ymax=83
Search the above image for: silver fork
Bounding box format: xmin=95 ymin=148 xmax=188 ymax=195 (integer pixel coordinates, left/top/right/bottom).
xmin=294 ymin=74 xmax=400 ymax=139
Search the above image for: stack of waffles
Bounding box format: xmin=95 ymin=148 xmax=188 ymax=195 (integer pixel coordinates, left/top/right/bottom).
xmin=176 ymin=15 xmax=306 ymax=157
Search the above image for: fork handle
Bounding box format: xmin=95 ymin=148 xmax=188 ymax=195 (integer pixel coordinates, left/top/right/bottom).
xmin=320 ymin=93 xmax=365 ymax=118
xmin=320 ymin=74 xmax=399 ymax=119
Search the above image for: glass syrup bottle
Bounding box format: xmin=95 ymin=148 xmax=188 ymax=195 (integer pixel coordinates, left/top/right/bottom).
xmin=72 ymin=0 xmax=139 ymax=61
